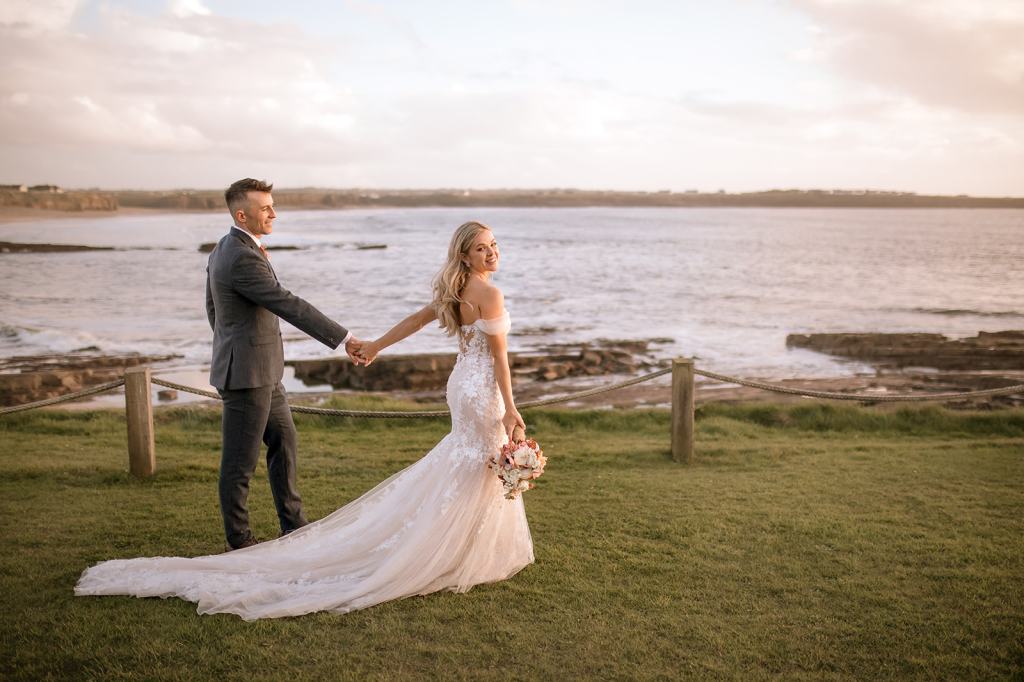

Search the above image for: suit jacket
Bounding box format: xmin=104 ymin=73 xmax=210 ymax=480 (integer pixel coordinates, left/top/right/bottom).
xmin=206 ymin=229 xmax=347 ymax=390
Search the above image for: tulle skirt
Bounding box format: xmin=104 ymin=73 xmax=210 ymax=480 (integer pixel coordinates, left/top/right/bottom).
xmin=75 ymin=431 xmax=534 ymax=620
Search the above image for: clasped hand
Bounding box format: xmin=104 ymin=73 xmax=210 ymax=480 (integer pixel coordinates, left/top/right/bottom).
xmin=344 ymin=337 xmax=380 ymax=366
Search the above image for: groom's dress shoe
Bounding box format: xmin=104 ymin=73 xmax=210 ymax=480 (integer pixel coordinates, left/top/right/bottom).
xmin=279 ymin=523 xmax=308 ymax=538
xmin=224 ymin=536 xmax=260 ymax=552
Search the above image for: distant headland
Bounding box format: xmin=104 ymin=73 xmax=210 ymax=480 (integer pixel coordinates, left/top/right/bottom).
xmin=2 ymin=184 xmax=1023 ymax=213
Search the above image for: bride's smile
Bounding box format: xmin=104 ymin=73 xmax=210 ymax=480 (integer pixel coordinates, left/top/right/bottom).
xmin=464 ymin=231 xmax=500 ymax=276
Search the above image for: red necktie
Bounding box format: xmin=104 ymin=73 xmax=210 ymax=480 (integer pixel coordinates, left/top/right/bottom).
xmin=259 ymin=244 xmax=270 ymax=261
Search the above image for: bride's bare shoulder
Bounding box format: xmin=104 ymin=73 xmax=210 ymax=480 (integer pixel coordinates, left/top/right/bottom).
xmin=463 ymin=280 xmax=504 ymax=318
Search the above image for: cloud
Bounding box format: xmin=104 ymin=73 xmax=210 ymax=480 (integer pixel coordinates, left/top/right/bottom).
xmin=341 ymin=0 xmax=427 ymax=53
xmin=0 ymin=0 xmax=1021 ymax=194
xmin=791 ymin=0 xmax=1024 ymax=115
xmin=0 ymin=3 xmax=362 ymax=165
xmin=170 ymin=0 xmax=211 ymax=19
xmin=0 ymin=0 xmax=80 ymax=32
xmin=0 ymin=2 xmax=668 ymax=188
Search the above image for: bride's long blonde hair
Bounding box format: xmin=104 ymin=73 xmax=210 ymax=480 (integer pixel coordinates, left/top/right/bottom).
xmin=432 ymin=221 xmax=491 ymax=336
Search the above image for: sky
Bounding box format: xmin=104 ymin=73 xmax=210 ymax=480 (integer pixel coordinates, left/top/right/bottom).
xmin=1 ymin=0 xmax=1022 ymax=195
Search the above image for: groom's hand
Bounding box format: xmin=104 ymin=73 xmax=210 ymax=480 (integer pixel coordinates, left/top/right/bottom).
xmin=345 ymin=336 xmax=366 ymax=365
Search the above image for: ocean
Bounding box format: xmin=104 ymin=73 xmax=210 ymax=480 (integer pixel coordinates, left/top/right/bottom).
xmin=2 ymin=206 xmax=1022 ymax=385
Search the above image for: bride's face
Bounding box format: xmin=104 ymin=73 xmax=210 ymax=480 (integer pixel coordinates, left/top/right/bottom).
xmin=464 ymin=229 xmax=499 ymax=274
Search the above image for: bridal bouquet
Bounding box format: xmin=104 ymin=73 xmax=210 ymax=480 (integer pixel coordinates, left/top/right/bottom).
xmin=491 ymin=429 xmax=546 ymax=500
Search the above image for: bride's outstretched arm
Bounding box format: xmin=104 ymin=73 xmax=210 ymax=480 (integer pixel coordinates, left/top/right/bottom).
xmin=357 ymin=304 xmax=436 ymax=365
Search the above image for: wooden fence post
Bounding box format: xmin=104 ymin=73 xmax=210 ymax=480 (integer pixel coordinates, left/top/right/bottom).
xmin=124 ymin=366 xmax=156 ymax=477
xmin=671 ymin=357 xmax=695 ymax=464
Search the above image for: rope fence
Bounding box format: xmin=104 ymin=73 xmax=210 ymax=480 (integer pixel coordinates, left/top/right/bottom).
xmin=151 ymin=369 xmax=677 ymax=417
xmin=153 ymin=369 xmax=1024 ymax=411
xmin=693 ymin=369 xmax=1024 ymax=402
xmin=2 ymin=359 xmax=1022 ymax=471
xmin=4 ymin=366 xmax=1022 ymax=419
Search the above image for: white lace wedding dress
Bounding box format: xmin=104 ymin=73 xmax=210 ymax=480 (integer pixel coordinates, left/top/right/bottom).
xmin=75 ymin=312 xmax=534 ymax=620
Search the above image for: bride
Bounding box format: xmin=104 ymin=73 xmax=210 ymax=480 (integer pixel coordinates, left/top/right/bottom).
xmin=75 ymin=221 xmax=534 ymax=620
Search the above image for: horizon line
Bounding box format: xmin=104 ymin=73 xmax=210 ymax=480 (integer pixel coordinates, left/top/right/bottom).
xmin=8 ymin=185 xmax=1021 ymax=200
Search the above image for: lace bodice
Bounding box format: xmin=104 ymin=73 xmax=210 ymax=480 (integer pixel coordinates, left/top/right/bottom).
xmin=456 ymin=310 xmax=511 ymax=359
xmin=447 ymin=310 xmax=511 ymax=465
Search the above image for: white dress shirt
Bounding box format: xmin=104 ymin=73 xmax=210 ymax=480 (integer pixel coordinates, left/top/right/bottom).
xmin=231 ymin=225 xmax=263 ymax=248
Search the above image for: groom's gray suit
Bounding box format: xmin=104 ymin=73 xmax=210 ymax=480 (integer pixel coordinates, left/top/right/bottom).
xmin=206 ymin=227 xmax=348 ymax=548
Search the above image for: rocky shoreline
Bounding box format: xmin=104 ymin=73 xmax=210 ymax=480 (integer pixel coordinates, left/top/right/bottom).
xmin=0 ymin=352 xmax=181 ymax=407
xmin=0 ymin=241 xmax=116 ymax=253
xmin=3 ymin=331 xmax=1022 ymax=410
xmin=288 ymin=338 xmax=668 ymax=391
xmin=0 ymin=240 xmax=387 ymax=254
xmin=786 ymin=330 xmax=1024 ymax=370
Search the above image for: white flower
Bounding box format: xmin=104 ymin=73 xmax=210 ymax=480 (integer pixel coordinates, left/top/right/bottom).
xmin=512 ymin=445 xmax=537 ymax=468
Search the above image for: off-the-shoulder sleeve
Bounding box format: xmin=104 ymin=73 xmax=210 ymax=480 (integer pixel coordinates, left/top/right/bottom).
xmin=474 ymin=310 xmax=511 ymax=336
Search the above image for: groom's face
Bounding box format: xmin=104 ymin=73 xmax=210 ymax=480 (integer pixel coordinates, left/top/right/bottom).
xmin=237 ymin=191 xmax=276 ymax=237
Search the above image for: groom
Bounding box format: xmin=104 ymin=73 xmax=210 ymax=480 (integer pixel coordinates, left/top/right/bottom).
xmin=206 ymin=178 xmax=362 ymax=551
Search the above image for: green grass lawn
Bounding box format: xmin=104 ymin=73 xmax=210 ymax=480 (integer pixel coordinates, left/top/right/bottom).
xmin=1 ymin=400 xmax=1022 ymax=680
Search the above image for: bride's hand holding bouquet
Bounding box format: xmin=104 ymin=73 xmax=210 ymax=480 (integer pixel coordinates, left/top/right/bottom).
xmin=502 ymin=407 xmax=525 ymax=443
xmin=491 ymin=422 xmax=546 ymax=500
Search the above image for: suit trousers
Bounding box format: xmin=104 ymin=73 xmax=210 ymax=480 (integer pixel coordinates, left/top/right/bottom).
xmin=217 ymin=382 xmax=308 ymax=547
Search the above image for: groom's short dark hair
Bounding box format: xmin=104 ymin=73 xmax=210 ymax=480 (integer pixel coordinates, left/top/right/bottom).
xmin=225 ymin=178 xmax=273 ymax=212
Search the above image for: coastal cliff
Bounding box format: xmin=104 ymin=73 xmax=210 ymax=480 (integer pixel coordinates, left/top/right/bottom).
xmin=4 ymin=187 xmax=1023 ymax=214
xmin=0 ymin=189 xmax=117 ymax=212
xmin=115 ymin=188 xmax=1024 ymax=210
